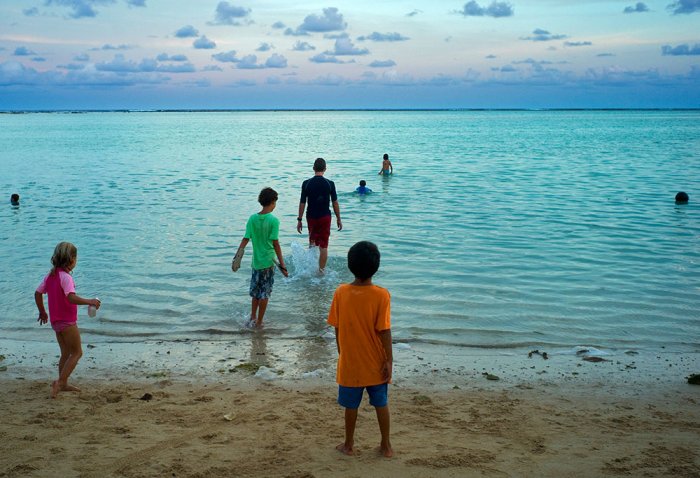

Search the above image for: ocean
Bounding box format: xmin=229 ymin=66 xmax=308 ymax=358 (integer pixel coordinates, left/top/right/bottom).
xmin=1 ymin=110 xmax=699 ymax=356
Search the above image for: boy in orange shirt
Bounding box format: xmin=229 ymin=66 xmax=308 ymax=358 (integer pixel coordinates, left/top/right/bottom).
xmin=327 ymin=241 xmax=393 ymax=458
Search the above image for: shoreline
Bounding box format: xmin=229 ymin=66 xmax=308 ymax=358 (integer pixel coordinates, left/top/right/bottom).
xmin=1 ymin=339 xmax=698 ymax=477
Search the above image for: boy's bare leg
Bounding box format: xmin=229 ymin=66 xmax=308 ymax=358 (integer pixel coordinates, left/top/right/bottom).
xmin=336 ymin=407 xmax=358 ymax=455
xmin=375 ymin=405 xmax=393 ymax=457
xmin=255 ymin=298 xmax=269 ymax=327
xmin=250 ymin=298 xmax=259 ymax=324
xmin=52 ymin=326 xmax=83 ymax=398
xmin=319 ymin=247 xmax=328 ymax=272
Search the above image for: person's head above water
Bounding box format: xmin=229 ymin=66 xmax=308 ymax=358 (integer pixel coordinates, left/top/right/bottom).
xmin=313 ymin=157 xmax=327 ymax=172
xmin=359 ymin=180 xmax=366 ymax=187
xmin=10 ymin=193 xmax=19 ymax=206
xmin=675 ymin=191 xmax=689 ymax=204
xmin=383 ymin=153 xmax=389 ymax=160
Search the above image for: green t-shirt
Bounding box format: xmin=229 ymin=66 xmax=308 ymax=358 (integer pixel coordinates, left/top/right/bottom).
xmin=244 ymin=212 xmax=280 ymax=270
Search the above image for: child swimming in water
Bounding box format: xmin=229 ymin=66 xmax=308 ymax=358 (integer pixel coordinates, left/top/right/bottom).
xmin=378 ymin=154 xmax=392 ymax=176
xmin=355 ymin=180 xmax=372 ymax=195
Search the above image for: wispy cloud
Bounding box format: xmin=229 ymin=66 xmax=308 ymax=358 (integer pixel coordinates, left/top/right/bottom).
xmin=256 ymin=43 xmax=274 ymax=52
xmin=458 ymin=1 xmax=514 ymax=18
xmin=521 ymin=28 xmax=567 ymax=42
xmin=14 ymin=47 xmax=37 ymax=56
xmin=564 ymin=41 xmax=592 ymax=47
xmin=667 ymin=0 xmax=700 ymax=14
xmin=368 ymin=60 xmax=396 ymax=68
xmin=212 ymin=50 xmax=239 ymax=63
xmin=174 ymin=25 xmax=199 ymax=38
xmin=326 ymin=38 xmax=368 ymax=56
xmin=210 ymin=1 xmax=252 ymax=26
xmin=193 ymin=36 xmax=216 ymax=49
xmin=623 ymin=2 xmax=649 ymax=13
xmin=286 ymin=7 xmax=346 ymax=35
xmin=661 ymin=43 xmax=700 ymax=55
xmin=292 ymin=41 xmax=315 ymax=52
xmin=357 ymin=32 xmax=409 ymax=42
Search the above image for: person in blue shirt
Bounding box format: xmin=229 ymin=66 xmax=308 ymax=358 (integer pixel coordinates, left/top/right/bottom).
xmin=355 ymin=180 xmax=372 ymax=195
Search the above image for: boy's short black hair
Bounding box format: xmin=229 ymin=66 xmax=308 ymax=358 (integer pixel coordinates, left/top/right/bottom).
xmin=348 ymin=241 xmax=380 ymax=280
xmin=258 ymin=187 xmax=278 ymax=207
xmin=359 ymin=180 xmax=366 ymax=187
xmin=313 ymin=157 xmax=326 ymax=172
xmin=383 ymin=153 xmax=389 ymax=160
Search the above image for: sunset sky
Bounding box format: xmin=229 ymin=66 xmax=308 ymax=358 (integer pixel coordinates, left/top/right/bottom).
xmin=1 ymin=0 xmax=698 ymax=109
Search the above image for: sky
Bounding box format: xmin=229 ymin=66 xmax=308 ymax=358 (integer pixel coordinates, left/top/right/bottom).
xmin=0 ymin=0 xmax=699 ymax=109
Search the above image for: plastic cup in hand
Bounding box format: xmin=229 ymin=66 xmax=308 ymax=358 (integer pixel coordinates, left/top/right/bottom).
xmin=88 ymin=298 xmax=99 ymax=318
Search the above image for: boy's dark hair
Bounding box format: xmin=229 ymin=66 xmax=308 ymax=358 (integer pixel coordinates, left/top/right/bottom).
xmin=258 ymin=187 xmax=278 ymax=207
xmin=10 ymin=193 xmax=20 ymax=204
xmin=313 ymin=157 xmax=326 ymax=172
xmin=359 ymin=180 xmax=366 ymax=187
xmin=383 ymin=153 xmax=389 ymax=160
xmin=348 ymin=241 xmax=380 ymax=280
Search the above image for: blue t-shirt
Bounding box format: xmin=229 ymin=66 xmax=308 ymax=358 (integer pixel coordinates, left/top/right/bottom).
xmin=355 ymin=186 xmax=372 ymax=195
xmin=300 ymin=176 xmax=337 ymax=219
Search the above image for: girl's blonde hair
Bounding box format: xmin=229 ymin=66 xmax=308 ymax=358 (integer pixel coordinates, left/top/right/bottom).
xmin=51 ymin=242 xmax=77 ymax=275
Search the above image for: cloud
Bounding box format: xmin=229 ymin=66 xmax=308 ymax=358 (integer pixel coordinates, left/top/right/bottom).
xmin=327 ymin=37 xmax=369 ymax=56
xmin=368 ymin=60 xmax=396 ymax=68
xmin=521 ymin=28 xmax=567 ymax=42
xmin=292 ymin=41 xmax=315 ymax=51
xmin=661 ymin=43 xmax=700 ymax=55
xmin=564 ymin=41 xmax=592 ymax=47
xmin=294 ymin=7 xmax=346 ymax=34
xmin=597 ymin=53 xmax=615 ymax=57
xmin=95 ymin=44 xmax=131 ymax=51
xmin=14 ymin=47 xmax=37 ymax=56
xmin=357 ymin=32 xmax=410 ymax=42
xmin=23 ymin=7 xmax=39 ymax=16
xmin=193 ymin=36 xmax=216 ymax=49
xmin=406 ymin=9 xmax=421 ymax=17
xmin=458 ymin=1 xmax=514 ymax=18
xmin=203 ymin=65 xmax=223 ymax=71
xmin=95 ymin=54 xmax=194 ymax=73
xmin=667 ymin=0 xmax=700 ymax=14
xmin=156 ymin=53 xmax=188 ymax=62
xmin=43 ymin=0 xmax=118 ymax=19
xmin=256 ymin=42 xmax=273 ymax=52
xmin=58 ymin=63 xmax=86 ymax=70
xmin=271 ymin=21 xmax=286 ymax=29
xmin=212 ymin=50 xmax=239 ymax=62
xmin=236 ymin=55 xmax=263 ymax=69
xmin=74 ymin=53 xmax=90 ymax=61
xmin=485 ymin=54 xmax=497 ymax=59
xmin=309 ymin=53 xmax=350 ymax=64
xmin=175 ymin=25 xmax=199 ymax=38
xmin=265 ymin=53 xmax=287 ymax=68
xmin=32 ymin=57 xmax=47 ymax=62
xmin=211 ymin=1 xmax=251 ymax=25
xmin=623 ymin=2 xmax=649 ymax=13
xmin=126 ymin=0 xmax=145 ymax=6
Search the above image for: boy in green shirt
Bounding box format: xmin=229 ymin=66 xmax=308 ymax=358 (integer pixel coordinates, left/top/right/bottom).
xmin=236 ymin=187 xmax=288 ymax=327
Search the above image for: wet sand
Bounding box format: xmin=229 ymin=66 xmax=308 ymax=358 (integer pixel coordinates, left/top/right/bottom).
xmin=0 ymin=339 xmax=698 ymax=477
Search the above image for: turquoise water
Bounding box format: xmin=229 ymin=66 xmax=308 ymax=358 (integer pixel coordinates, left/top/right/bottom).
xmin=1 ymin=111 xmax=699 ymax=353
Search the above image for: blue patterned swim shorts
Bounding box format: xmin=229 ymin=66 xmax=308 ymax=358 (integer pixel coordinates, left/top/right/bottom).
xmin=249 ymin=266 xmax=275 ymax=299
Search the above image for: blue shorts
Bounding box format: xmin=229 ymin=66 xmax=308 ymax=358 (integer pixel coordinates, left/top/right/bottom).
xmin=338 ymin=383 xmax=388 ymax=409
xmin=249 ymin=266 xmax=274 ymax=299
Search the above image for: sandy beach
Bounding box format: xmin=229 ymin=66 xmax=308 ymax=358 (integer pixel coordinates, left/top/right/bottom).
xmin=1 ymin=339 xmax=699 ymax=477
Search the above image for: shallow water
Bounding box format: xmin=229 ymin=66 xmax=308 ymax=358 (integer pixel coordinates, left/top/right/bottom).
xmin=1 ymin=110 xmax=699 ymax=353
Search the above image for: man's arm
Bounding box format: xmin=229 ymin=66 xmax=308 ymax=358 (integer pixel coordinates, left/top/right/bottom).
xmin=332 ymin=200 xmax=342 ymax=231
xmin=378 ymin=329 xmax=393 ymax=382
xmin=297 ymin=202 xmax=306 ymax=233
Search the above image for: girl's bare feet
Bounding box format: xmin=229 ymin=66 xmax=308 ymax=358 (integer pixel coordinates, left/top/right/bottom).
xmin=61 ymin=384 xmax=81 ymax=392
xmin=378 ymin=444 xmax=394 ymax=458
xmin=335 ymin=443 xmax=354 ymax=456
xmin=50 ymin=380 xmax=60 ymax=399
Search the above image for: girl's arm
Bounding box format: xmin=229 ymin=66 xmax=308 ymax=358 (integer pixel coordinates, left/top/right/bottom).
xmin=67 ymin=293 xmax=101 ymax=309
xmin=35 ymin=291 xmax=48 ymax=324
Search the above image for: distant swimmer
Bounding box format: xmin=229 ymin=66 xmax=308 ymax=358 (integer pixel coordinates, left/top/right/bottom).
xmin=675 ymin=191 xmax=689 ymax=204
xmin=378 ymin=153 xmax=393 ymax=176
xmin=355 ymin=180 xmax=372 ymax=195
xmin=10 ymin=193 xmax=19 ymax=206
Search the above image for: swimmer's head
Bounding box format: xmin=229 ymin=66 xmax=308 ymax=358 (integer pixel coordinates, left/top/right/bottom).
xmin=258 ymin=187 xmax=278 ymax=207
xmin=675 ymin=191 xmax=689 ymax=204
xmin=383 ymin=153 xmax=389 ymax=160
xmin=348 ymin=241 xmax=380 ymax=280
xmin=313 ymin=157 xmax=326 ymax=172
xmin=10 ymin=193 xmax=19 ymax=205
xmin=359 ymin=180 xmax=366 ymax=187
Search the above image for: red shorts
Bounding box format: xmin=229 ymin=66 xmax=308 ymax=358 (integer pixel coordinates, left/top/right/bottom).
xmin=307 ymin=215 xmax=331 ymax=249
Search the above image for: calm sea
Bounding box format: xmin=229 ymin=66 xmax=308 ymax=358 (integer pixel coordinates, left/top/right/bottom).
xmin=1 ymin=110 xmax=698 ymax=354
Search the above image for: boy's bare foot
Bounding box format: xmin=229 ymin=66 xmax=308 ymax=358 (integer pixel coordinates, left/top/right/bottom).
xmin=50 ymin=380 xmax=60 ymax=399
xmin=61 ymin=384 xmax=81 ymax=392
xmin=378 ymin=444 xmax=394 ymax=458
xmin=335 ymin=443 xmax=354 ymax=456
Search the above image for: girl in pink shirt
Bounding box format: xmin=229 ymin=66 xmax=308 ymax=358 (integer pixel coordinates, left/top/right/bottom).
xmin=35 ymin=242 xmax=101 ymax=399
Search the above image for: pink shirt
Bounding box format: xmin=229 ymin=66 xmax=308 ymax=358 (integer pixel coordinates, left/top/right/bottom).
xmin=36 ymin=269 xmax=77 ymax=326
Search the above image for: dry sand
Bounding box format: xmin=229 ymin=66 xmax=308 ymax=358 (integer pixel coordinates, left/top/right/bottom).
xmin=0 ymin=340 xmax=699 ymax=477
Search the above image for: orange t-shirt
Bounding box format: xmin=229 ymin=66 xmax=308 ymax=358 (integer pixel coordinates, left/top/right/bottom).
xmin=327 ymin=283 xmax=391 ymax=387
